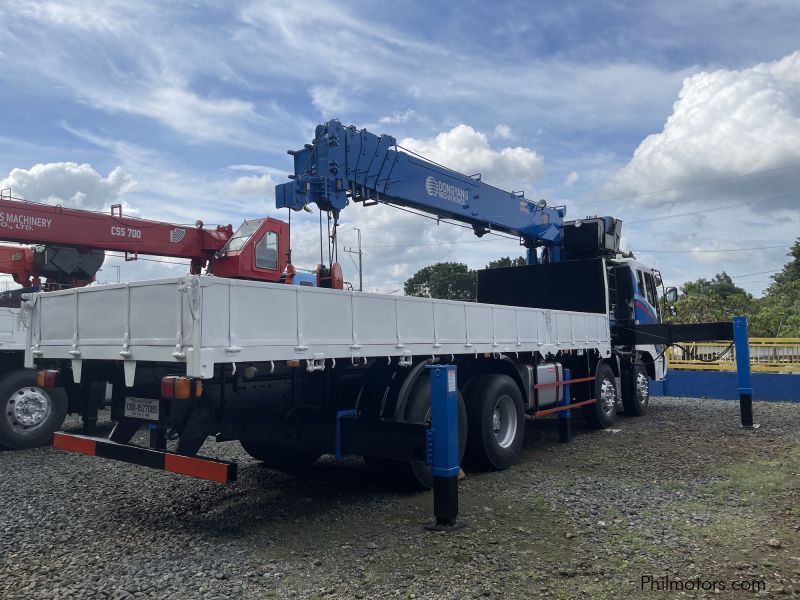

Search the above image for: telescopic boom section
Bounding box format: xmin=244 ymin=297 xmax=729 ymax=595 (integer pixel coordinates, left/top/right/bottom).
xmin=276 ymin=119 xmax=566 ymax=259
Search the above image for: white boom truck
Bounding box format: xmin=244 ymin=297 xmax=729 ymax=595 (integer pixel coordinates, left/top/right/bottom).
xmin=26 ymin=121 xmax=735 ymax=494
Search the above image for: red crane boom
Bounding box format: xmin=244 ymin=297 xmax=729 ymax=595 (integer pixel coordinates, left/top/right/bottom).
xmin=0 ymin=190 xmax=291 ymax=285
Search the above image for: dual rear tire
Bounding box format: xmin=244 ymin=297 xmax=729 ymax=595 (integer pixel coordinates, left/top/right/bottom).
xmin=368 ymin=376 xmax=468 ymax=491
xmin=378 ymin=373 xmax=526 ymax=490
xmin=464 ymin=374 xmax=525 ymax=471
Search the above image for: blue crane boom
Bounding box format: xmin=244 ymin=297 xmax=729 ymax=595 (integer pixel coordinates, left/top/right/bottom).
xmin=276 ymin=120 xmax=567 ymax=262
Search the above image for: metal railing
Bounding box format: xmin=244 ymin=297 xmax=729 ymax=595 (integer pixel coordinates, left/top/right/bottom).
xmin=667 ymin=338 xmax=800 ymax=373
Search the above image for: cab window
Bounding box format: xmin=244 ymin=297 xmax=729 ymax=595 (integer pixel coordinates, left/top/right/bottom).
xmin=643 ymin=271 xmax=657 ymax=308
xmin=222 ymin=219 xmax=264 ymax=253
xmin=636 ymin=270 xmax=646 ymax=297
xmin=255 ymin=232 xmax=278 ymax=270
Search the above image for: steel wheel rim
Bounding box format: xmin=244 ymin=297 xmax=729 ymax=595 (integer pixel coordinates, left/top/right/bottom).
xmin=599 ymin=378 xmax=616 ymax=416
xmin=5 ymin=386 xmax=52 ymax=434
xmin=492 ymin=394 xmax=518 ymax=449
xmin=635 ymin=371 xmax=649 ymax=406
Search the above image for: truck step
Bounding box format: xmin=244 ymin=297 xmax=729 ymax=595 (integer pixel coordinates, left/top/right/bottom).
xmin=52 ymin=432 xmax=237 ymax=483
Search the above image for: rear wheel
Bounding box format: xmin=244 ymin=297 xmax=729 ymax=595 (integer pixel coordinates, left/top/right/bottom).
xmin=368 ymin=377 xmax=467 ymax=491
xmin=0 ymin=369 xmax=68 ymax=449
xmin=240 ymin=440 xmax=318 ymax=474
xmin=621 ymin=364 xmax=649 ymax=416
xmin=464 ymin=374 xmax=525 ymax=470
xmin=585 ymin=363 xmax=618 ymax=429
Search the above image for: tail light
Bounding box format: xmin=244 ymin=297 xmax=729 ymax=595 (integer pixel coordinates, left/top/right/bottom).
xmin=161 ymin=376 xmax=203 ymax=399
xmin=36 ymin=369 xmax=59 ymax=388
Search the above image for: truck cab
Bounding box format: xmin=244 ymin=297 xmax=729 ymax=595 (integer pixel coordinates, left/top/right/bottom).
xmin=607 ymin=258 xmax=667 ymax=381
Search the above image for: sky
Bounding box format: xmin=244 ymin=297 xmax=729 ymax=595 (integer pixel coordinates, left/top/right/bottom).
xmin=0 ymin=0 xmax=798 ymax=296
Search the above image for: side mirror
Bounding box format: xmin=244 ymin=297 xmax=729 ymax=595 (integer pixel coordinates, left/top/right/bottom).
xmin=669 ymin=306 xmax=677 ymax=316
xmin=664 ymin=286 xmax=678 ymax=305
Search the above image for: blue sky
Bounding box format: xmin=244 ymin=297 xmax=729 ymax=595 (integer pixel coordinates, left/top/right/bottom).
xmin=1 ymin=0 xmax=798 ymax=295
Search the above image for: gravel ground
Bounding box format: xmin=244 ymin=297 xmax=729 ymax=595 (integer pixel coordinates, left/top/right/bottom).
xmin=1 ymin=396 xmax=799 ymax=599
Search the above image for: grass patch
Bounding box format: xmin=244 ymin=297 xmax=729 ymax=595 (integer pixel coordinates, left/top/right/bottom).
xmin=707 ymin=447 xmax=800 ymax=507
xmin=528 ymin=493 xmax=548 ymax=512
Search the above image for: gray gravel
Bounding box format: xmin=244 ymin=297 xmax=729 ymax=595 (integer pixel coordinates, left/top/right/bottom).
xmin=1 ymin=397 xmax=799 ymax=599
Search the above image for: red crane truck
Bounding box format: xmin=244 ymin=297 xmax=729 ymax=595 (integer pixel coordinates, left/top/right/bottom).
xmin=0 ymin=188 xmax=326 ymax=448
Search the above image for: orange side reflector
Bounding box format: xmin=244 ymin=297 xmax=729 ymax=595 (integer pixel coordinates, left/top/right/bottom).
xmin=164 ymin=453 xmax=232 ymax=483
xmin=36 ymin=369 xmax=59 ymax=388
xmin=53 ymin=432 xmax=96 ymax=456
xmin=161 ymin=376 xmax=191 ymax=399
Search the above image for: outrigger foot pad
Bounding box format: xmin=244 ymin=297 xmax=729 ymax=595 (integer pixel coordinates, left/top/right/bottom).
xmin=425 ymin=519 xmax=466 ymax=532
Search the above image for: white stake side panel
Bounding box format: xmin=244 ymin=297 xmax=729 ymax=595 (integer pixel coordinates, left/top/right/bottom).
xmin=25 ymin=276 xmax=611 ymax=379
xmin=0 ymin=307 xmax=26 ymax=352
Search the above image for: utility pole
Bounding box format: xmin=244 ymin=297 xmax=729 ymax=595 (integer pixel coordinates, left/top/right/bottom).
xmin=344 ymin=227 xmax=363 ymax=292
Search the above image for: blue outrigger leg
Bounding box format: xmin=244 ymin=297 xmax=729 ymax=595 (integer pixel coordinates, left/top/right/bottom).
xmin=425 ymin=364 xmax=463 ymax=531
xmin=733 ymin=316 xmax=755 ymax=428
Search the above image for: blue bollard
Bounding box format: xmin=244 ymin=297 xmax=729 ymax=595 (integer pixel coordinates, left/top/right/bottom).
xmin=558 ymin=368 xmax=572 ymax=443
xmin=425 ymin=364 xmax=462 ymax=531
xmin=733 ymin=316 xmax=755 ymax=428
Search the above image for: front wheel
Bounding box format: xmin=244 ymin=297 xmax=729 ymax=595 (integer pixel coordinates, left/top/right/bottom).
xmin=0 ymin=369 xmax=68 ymax=449
xmin=621 ymin=364 xmax=650 ymax=416
xmin=585 ymin=363 xmax=618 ymax=429
xmin=464 ymin=374 xmax=525 ymax=470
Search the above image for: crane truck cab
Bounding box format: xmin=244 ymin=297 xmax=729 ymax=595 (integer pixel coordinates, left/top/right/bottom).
xmin=607 ymin=257 xmax=668 ymax=370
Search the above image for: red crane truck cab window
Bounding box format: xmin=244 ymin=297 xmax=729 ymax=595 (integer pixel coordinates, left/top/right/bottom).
xmin=211 ymin=218 xmax=288 ymax=282
xmin=221 ymin=219 xmax=264 ymax=253
xmin=254 ymin=231 xmax=278 ymax=270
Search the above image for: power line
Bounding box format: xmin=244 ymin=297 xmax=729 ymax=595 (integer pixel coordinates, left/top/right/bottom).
xmin=729 ymin=269 xmax=782 ymax=279
xmin=361 ymin=238 xmax=516 ymax=249
xmin=571 ymin=161 xmax=800 ymax=208
xmin=637 ymin=245 xmax=790 ymax=254
xmin=625 ymin=192 xmax=800 ymax=225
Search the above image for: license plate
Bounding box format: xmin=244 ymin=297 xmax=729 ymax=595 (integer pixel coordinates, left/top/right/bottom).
xmin=124 ymin=397 xmax=160 ymax=421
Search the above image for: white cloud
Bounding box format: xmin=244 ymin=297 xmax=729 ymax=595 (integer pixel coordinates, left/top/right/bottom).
xmin=379 ymin=109 xmax=418 ymax=125
xmin=494 ymin=124 xmax=513 ymax=139
xmin=609 ymin=51 xmax=800 ymax=209
xmin=227 ymin=174 xmax=276 ymax=201
xmin=400 ymin=125 xmax=545 ymax=191
xmin=227 ymin=164 xmax=273 ymax=174
xmin=564 ymin=171 xmax=579 ymax=188
xmin=0 ymin=2 xmax=304 ymax=151
xmin=310 ymin=85 xmax=359 ymax=116
xmin=1 ymin=162 xmax=133 ymax=209
xmin=9 ymin=0 xmax=118 ymax=32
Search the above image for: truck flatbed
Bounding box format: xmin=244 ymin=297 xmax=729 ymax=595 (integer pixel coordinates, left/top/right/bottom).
xmin=25 ymin=275 xmax=611 ymax=383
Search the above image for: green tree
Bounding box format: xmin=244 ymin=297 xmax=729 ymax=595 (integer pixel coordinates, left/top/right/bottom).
xmin=486 ymin=256 xmax=526 ymax=269
xmin=770 ymin=239 xmax=800 ymax=287
xmin=403 ymin=262 xmax=477 ymax=301
xmin=670 ymin=272 xmax=757 ymax=325
xmin=403 ymin=256 xmax=528 ymax=301
xmin=751 ymin=239 xmax=800 ymax=337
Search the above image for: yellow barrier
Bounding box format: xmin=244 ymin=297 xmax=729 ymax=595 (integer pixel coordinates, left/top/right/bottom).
xmin=667 ymin=338 xmax=800 ymax=373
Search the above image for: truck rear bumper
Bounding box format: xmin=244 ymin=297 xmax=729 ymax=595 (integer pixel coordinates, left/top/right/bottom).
xmin=53 ymin=432 xmax=237 ymax=483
